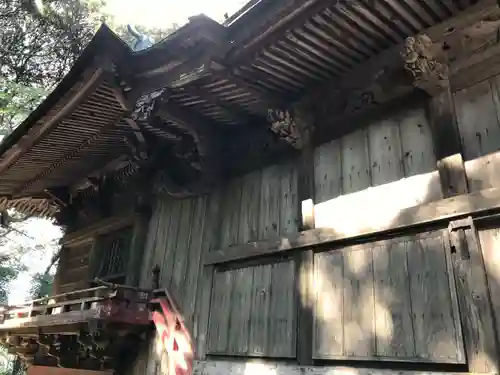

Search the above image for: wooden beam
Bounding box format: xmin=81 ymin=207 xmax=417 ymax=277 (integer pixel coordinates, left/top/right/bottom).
xmin=130 ymin=52 xmax=215 ymax=99
xmin=427 ymin=86 xmax=469 ymax=197
xmin=0 ymin=67 xmax=106 ymax=178
xmin=60 ymin=214 xmax=138 ymax=246
xmin=193 ymin=360 xmax=492 ymax=375
xmin=205 ymin=186 xmax=500 ymax=265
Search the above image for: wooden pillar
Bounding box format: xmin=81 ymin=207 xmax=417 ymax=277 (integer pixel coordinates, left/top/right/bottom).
xmin=294 ymin=105 xmax=315 ymax=365
xmin=448 ymin=217 xmax=498 ymax=373
xmin=427 ymin=84 xmax=469 ymax=198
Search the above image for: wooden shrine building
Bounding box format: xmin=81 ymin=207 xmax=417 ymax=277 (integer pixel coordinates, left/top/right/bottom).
xmin=3 ymin=0 xmax=500 ymax=374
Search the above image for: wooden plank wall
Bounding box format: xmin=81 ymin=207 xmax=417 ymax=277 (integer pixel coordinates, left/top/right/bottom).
xmin=314 ymin=107 xmax=442 ymax=236
xmin=207 ymin=259 xmax=297 ymax=357
xmin=454 ymin=76 xmax=500 ymax=192
xmin=218 ymin=160 xmax=299 ymax=249
xmin=314 ymin=230 xmax=464 ymax=363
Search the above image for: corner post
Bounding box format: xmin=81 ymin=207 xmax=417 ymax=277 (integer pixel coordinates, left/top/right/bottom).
xmin=448 ymin=217 xmax=498 ymax=373
xmin=291 ymin=103 xmax=315 ymax=365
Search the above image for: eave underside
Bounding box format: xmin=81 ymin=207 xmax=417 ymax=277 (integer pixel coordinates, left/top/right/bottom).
xmin=0 ymin=0 xmax=490 ymax=218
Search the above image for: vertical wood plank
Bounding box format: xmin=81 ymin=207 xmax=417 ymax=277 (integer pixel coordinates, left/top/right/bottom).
xmin=194 ymin=191 xmax=221 ymax=359
xmin=238 ymin=170 xmax=261 ymax=244
xmin=279 ymin=162 xmax=298 ymax=236
xmin=343 ymin=245 xmax=375 ymax=357
xmin=454 ymin=79 xmax=500 ymax=160
xmin=227 ymin=267 xmax=254 ymax=354
xmin=126 ymin=212 xmax=151 ymax=287
xmin=408 ymin=235 xmax=464 ymax=363
xmin=181 ymin=196 xmax=207 ymax=332
xmin=248 ymin=264 xmax=272 ymax=355
xmin=341 ymin=128 xmax=371 ymax=195
xmin=399 ymin=108 xmax=437 ymax=176
xmin=170 ymin=198 xmax=194 ymax=300
xmin=314 ymin=251 xmax=344 ymax=358
xmin=450 ymin=223 xmax=498 ymax=372
xmin=479 ymin=228 xmax=500 ymax=345
xmin=220 ymin=178 xmax=243 ymax=248
xmin=160 ymin=200 xmax=181 ymax=287
xmin=207 ymin=270 xmax=233 ymax=354
xmin=151 ymin=199 xmax=172 ymax=283
xmin=313 ymin=139 xmax=342 ymax=204
xmin=270 ymin=260 xmax=297 ymax=358
xmin=139 ymin=203 xmax=161 ymax=287
xmin=259 ymin=165 xmax=280 ymax=239
xmin=152 ymin=198 xmax=171 ymax=282
xmin=368 ymin=118 xmax=404 ymax=187
xmin=372 ymin=240 xmax=415 ymax=358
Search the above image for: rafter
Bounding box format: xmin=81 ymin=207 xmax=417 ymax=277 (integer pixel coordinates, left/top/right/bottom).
xmin=0 ymin=66 xmax=107 ymax=178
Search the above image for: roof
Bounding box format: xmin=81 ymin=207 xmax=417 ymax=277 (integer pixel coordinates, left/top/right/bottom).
xmin=0 ymin=0 xmax=484 ymax=217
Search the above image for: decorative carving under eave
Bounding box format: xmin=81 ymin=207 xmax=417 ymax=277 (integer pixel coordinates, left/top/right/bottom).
xmin=267 ymin=109 xmax=303 ymax=149
xmin=402 ymin=34 xmax=449 ymax=95
xmin=131 ymin=88 xmax=166 ymax=122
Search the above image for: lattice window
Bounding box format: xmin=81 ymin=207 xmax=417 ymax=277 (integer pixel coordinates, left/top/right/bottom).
xmin=96 ymin=226 xmax=133 ymax=283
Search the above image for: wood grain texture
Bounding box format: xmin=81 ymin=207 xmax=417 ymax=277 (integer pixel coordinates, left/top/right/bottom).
xmin=259 ymin=165 xmax=281 ymax=240
xmin=160 ymin=199 xmax=181 ymax=286
xmin=314 ymin=107 xmax=441 ymax=234
xmin=170 ymin=198 xmax=194 ymax=301
xmin=341 ymin=129 xmax=371 ymax=195
xmin=314 ymin=250 xmax=344 ymax=358
xmin=207 ymin=270 xmax=233 ymax=354
xmin=227 ymin=267 xmax=253 ymax=354
xmin=206 ymin=186 xmax=500 ymax=266
xmin=269 ymin=259 xmax=297 ymax=358
xmin=238 ymin=170 xmax=261 ymax=244
xmin=407 ymin=234 xmax=465 ymax=363
xmin=182 ymin=196 xmax=207 ymax=332
xmin=313 ymin=232 xmax=464 ymax=363
xmin=478 ymin=227 xmax=500 ymax=349
xmin=313 ymin=138 xmax=342 ymax=204
xmin=454 ymin=77 xmax=500 ymax=192
xmin=450 ymin=223 xmax=498 ymax=373
xmin=372 ymin=240 xmax=414 ymax=358
xmin=248 ymin=264 xmax=272 ymax=355
xmin=343 ymin=244 xmax=375 ymax=358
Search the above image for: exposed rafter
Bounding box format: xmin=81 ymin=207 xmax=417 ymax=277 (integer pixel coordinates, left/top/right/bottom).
xmin=0 ymin=66 xmax=107 ymax=178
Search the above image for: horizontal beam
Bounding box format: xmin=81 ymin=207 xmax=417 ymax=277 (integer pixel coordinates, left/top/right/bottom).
xmin=194 ymin=361 xmax=492 ymax=375
xmin=205 ymin=186 xmax=500 ymax=265
xmin=60 ymin=214 xmax=138 ymax=246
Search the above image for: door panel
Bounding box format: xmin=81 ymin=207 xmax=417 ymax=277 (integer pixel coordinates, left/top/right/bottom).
xmin=314 ymin=230 xmax=465 ymax=363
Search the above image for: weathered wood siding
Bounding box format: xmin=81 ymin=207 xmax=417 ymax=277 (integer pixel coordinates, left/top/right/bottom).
xmin=207 ymin=259 xmax=297 ymax=357
xmin=454 ymin=76 xmax=500 ymax=192
xmin=477 ymin=224 xmax=500 ymax=355
xmin=314 ymin=107 xmax=442 ymax=235
xmin=314 ymin=230 xmax=464 ymax=363
xmin=218 ymin=160 xmax=299 ymax=249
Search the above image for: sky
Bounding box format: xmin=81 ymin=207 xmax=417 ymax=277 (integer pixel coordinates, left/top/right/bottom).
xmin=5 ymin=0 xmax=251 ymax=305
xmin=105 ymin=0 xmax=250 ymax=28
